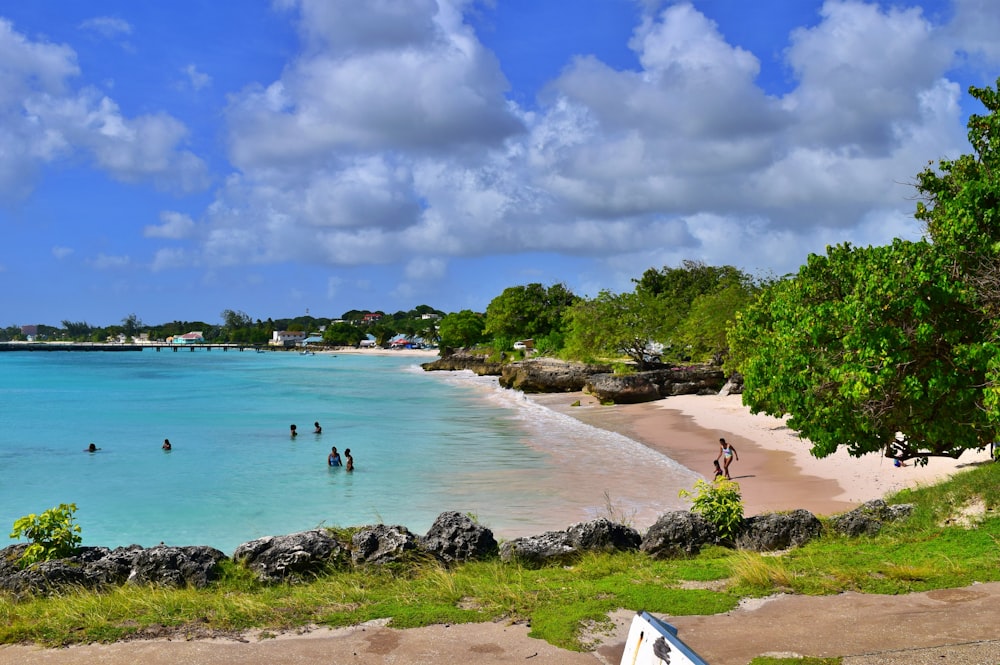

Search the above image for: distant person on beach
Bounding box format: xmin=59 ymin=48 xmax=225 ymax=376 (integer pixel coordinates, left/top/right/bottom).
xmin=713 ymin=459 xmax=724 ymax=480
xmin=716 ymin=438 xmax=738 ymax=479
xmin=290 ymin=424 xmax=298 ymax=437
xmin=328 ymin=446 xmax=342 ymax=467
xmin=313 ymin=421 xmax=322 ymax=434
xmin=162 ymin=439 xmax=172 ymax=451
xmin=86 ymin=443 xmax=99 ymax=453
xmin=344 ymin=448 xmax=354 ymax=472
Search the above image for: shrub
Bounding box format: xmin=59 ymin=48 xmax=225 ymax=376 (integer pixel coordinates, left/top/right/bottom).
xmin=9 ymin=503 xmax=82 ymax=567
xmin=679 ymin=479 xmax=744 ymax=542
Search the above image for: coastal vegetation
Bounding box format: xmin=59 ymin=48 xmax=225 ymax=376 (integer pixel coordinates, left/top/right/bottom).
xmin=2 ymin=462 xmax=1000 ymax=660
xmin=728 ymin=79 xmax=1000 ymax=464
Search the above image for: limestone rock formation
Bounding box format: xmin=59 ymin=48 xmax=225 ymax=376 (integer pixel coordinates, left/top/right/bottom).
xmin=421 ymin=511 xmax=498 ymax=564
xmin=736 ymin=509 xmax=823 ymax=551
xmin=640 ymin=511 xmax=718 ymax=558
xmin=498 ymin=358 xmax=612 ymax=393
xmin=351 ymin=524 xmax=420 ymax=566
xmin=233 ymin=529 xmax=348 ymax=582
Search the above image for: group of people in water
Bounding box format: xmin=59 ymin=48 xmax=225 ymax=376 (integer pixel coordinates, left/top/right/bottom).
xmin=327 ymin=446 xmax=354 ymax=471
xmin=87 ymin=423 xmax=355 ymax=472
xmin=289 ymin=422 xmax=355 ymax=472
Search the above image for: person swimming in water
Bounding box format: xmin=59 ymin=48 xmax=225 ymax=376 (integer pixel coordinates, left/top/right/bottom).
xmin=290 ymin=424 xmax=298 ymax=437
xmin=313 ymin=421 xmax=322 ymax=434
xmin=162 ymin=439 xmax=172 ymax=451
xmin=85 ymin=443 xmax=99 ymax=453
xmin=328 ymin=446 xmax=342 ymax=467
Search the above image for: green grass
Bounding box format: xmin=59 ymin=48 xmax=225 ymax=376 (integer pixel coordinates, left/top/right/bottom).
xmin=4 ymin=462 xmax=1000 ymax=658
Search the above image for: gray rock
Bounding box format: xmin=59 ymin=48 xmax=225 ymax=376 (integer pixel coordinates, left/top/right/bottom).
xmin=351 ymin=525 xmax=420 ymax=566
xmin=233 ymin=529 xmax=348 ymax=582
xmin=640 ymin=511 xmax=718 ymax=558
xmin=499 ymin=519 xmax=640 ymax=566
xmin=831 ymin=499 xmax=915 ymax=537
xmin=499 ymin=358 xmax=611 ymax=393
xmin=0 ymin=543 xmax=226 ymax=594
xmin=421 ymin=512 xmax=498 ymax=564
xmin=583 ymin=366 xmax=727 ymax=404
xmin=500 ymin=530 xmax=575 ymax=566
xmin=584 ymin=374 xmax=661 ymax=404
xmin=128 ymin=545 xmax=227 ymax=588
xmin=422 ymin=352 xmax=502 ymax=376
xmin=566 ymin=518 xmax=641 ymax=552
xmin=737 ymin=510 xmax=823 ymax=551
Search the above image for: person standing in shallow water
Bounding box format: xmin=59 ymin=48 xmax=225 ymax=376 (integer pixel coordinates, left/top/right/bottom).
xmin=328 ymin=446 xmax=342 ymax=467
xmin=290 ymin=424 xmax=298 ymax=438
xmin=162 ymin=439 xmax=172 ymax=451
xmin=716 ymin=437 xmax=738 ymax=479
xmin=344 ymin=448 xmax=354 ymax=472
xmin=313 ymin=421 xmax=322 ymax=434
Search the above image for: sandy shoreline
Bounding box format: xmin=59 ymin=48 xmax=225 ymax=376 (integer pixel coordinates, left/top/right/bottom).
xmin=531 ymin=391 xmax=990 ymax=518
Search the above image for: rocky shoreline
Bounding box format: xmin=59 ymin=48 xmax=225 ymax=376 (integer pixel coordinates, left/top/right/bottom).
xmin=1 ymin=501 xmax=909 ymax=596
xmin=421 ymin=352 xmax=738 ymax=403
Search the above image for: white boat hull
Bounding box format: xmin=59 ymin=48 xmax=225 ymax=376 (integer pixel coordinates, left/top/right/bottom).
xmin=619 ymin=611 xmax=709 ymax=665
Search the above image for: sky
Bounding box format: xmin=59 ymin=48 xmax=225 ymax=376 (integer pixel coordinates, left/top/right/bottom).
xmin=1 ymin=0 xmax=999 ymax=327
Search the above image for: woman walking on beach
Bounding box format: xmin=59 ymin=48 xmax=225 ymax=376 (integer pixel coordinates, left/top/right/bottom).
xmin=716 ymin=438 xmax=738 ymax=479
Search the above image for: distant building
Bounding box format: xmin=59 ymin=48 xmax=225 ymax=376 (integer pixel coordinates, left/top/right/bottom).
xmin=171 ymin=331 xmax=205 ymax=344
xmin=362 ymin=312 xmax=383 ymax=324
xmin=270 ymin=330 xmax=307 ymax=347
xmin=21 ymin=325 xmax=38 ymax=337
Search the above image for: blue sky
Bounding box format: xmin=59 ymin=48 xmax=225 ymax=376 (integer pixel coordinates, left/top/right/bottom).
xmin=1 ymin=0 xmax=998 ymax=327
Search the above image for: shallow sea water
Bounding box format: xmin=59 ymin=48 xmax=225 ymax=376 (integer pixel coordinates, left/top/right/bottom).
xmin=0 ymin=349 xmax=697 ymax=553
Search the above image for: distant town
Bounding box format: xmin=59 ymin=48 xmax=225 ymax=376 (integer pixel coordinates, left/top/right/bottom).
xmin=2 ymin=306 xmax=447 ymax=350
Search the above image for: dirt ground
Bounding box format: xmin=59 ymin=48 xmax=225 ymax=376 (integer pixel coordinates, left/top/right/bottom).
xmin=4 ymin=582 xmax=1000 ymax=665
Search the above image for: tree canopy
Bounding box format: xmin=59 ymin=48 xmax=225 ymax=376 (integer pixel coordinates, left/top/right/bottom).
xmin=484 ymin=283 xmax=577 ymax=346
xmin=729 ymin=78 xmax=1000 ymax=462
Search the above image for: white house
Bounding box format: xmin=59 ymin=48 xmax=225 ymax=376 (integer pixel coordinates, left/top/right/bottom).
xmin=271 ymin=330 xmax=308 ymax=347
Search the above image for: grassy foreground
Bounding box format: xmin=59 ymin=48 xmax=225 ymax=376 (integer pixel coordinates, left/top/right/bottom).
xmin=3 ymin=462 xmax=1000 ymax=654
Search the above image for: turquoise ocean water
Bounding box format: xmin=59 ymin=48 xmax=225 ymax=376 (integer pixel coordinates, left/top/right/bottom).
xmin=0 ymin=350 xmax=697 ymax=554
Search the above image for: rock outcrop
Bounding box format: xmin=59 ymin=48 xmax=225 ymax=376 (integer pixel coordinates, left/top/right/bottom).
xmin=585 ymin=366 xmax=726 ymax=404
xmin=500 ymin=518 xmax=641 ymax=566
xmin=233 ymin=529 xmax=349 ymax=582
xmin=736 ymin=509 xmax=823 ymax=551
xmin=640 ymin=511 xmax=718 ymax=558
xmin=830 ymin=499 xmax=915 ymax=537
xmin=498 ymin=358 xmax=612 ymax=393
xmin=351 ymin=524 xmax=421 ymax=566
xmin=421 ymin=351 xmax=503 ymax=376
xmin=0 ymin=543 xmax=226 ymax=594
xmin=421 ymin=511 xmax=498 ymax=564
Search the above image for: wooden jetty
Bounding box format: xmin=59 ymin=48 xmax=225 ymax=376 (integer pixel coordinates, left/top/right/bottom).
xmin=0 ymin=342 xmax=268 ymax=352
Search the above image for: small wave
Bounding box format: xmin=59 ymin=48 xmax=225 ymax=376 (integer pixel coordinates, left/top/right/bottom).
xmin=425 ymin=369 xmax=699 ymax=479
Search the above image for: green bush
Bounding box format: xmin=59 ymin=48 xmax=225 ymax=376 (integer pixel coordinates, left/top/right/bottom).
xmin=9 ymin=503 xmax=82 ymax=567
xmin=679 ymin=479 xmax=744 ymax=542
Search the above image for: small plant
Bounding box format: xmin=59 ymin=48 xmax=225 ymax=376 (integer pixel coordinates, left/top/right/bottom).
xmin=611 ymin=362 xmax=635 ymax=375
xmin=9 ymin=503 xmax=82 ymax=567
xmin=599 ymin=490 xmax=637 ymax=527
xmin=679 ymin=479 xmax=744 ymax=542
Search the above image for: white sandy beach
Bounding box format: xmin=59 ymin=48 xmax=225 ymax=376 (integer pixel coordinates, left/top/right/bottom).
xmin=534 ymin=391 xmax=990 ymax=518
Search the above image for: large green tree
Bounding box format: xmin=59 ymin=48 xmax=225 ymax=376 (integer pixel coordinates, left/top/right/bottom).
xmin=484 ymin=283 xmax=577 ymax=346
xmin=563 ymin=289 xmax=670 ymax=369
xmin=729 ymin=240 xmax=991 ymax=461
xmin=438 ymin=310 xmax=486 ymax=349
xmin=730 ymin=79 xmax=1000 ymax=462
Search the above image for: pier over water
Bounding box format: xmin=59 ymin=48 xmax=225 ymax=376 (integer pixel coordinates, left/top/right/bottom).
xmin=0 ymin=342 xmax=266 ymax=352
